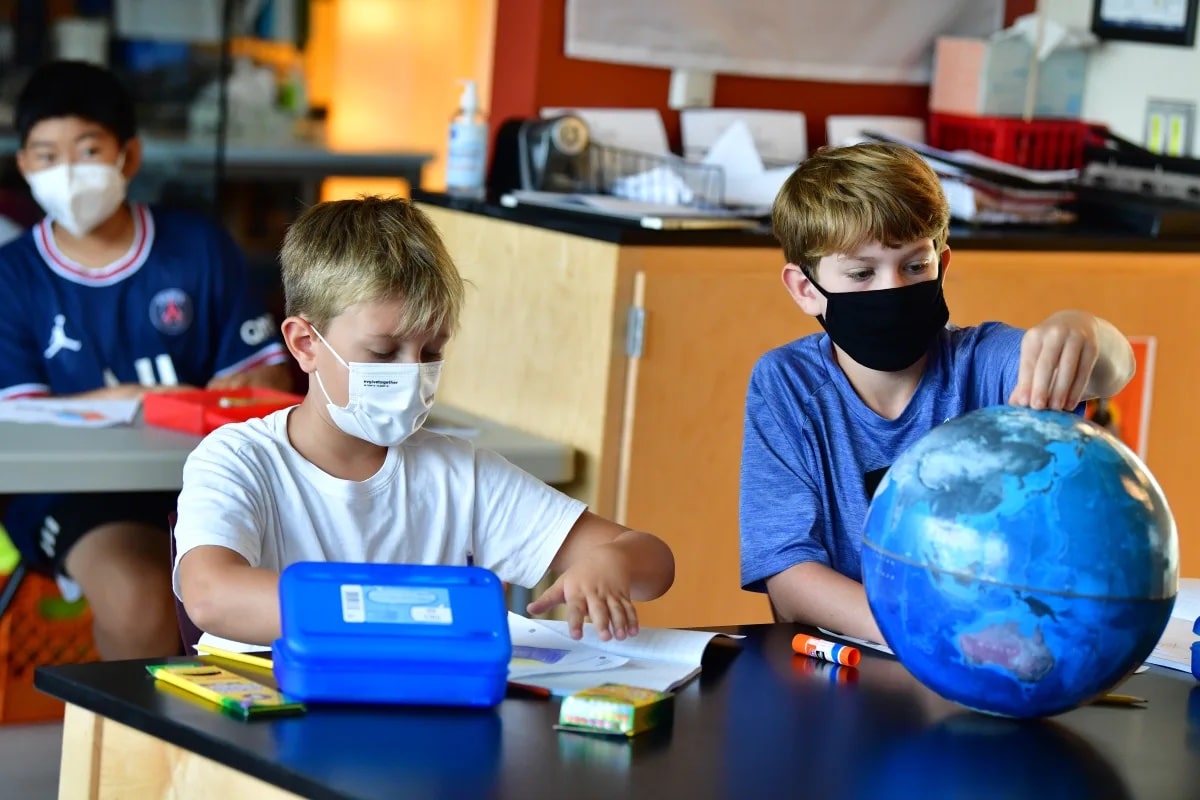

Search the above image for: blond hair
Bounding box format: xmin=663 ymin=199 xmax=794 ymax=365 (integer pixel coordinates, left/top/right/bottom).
xmin=280 ymin=196 xmax=465 ymax=335
xmin=771 ymin=142 xmax=949 ymax=279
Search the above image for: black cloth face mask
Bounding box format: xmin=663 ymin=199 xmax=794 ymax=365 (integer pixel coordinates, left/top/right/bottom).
xmin=809 ymin=266 xmax=949 ymax=372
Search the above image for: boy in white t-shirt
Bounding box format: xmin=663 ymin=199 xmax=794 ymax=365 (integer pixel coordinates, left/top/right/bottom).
xmin=173 ymin=197 xmax=675 ymax=651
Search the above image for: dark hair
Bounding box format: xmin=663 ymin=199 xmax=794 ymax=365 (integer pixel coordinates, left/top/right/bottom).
xmin=15 ymin=60 xmax=138 ymax=145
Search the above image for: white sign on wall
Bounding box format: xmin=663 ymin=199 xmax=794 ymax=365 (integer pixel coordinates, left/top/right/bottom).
xmin=565 ymin=0 xmax=1005 ymax=85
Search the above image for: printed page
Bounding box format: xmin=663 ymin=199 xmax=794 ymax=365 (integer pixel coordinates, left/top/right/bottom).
xmin=0 ymin=398 xmax=141 ymax=427
xmin=1144 ymin=579 xmax=1200 ymax=673
xmin=513 ymin=659 xmax=702 ymax=696
xmin=1171 ymin=577 xmax=1200 ymax=622
xmin=507 ymin=613 xmax=629 ymax=680
xmin=1146 ymin=615 xmax=1194 ymax=673
xmin=531 ymin=615 xmax=742 ymax=667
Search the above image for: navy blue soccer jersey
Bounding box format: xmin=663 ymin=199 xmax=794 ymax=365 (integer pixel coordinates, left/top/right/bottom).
xmin=0 ymin=203 xmax=287 ymax=399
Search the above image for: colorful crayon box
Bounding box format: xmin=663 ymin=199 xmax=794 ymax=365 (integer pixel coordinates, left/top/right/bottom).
xmin=146 ymin=663 xmax=305 ymax=721
xmin=556 ymin=684 xmax=674 ymax=738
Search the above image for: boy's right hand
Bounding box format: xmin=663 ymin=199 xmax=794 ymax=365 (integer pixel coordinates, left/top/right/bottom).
xmin=526 ymin=544 xmax=639 ymax=642
xmin=1009 ymin=311 xmax=1100 ymax=411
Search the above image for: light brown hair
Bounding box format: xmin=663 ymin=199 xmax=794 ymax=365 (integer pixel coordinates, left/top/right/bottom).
xmin=280 ymin=196 xmax=465 ymax=335
xmin=771 ymin=142 xmax=949 ymax=279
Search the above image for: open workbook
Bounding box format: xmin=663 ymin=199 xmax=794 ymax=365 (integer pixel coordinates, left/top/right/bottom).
xmin=507 ymin=613 xmax=743 ymax=696
xmin=1144 ymin=577 xmax=1200 ymax=674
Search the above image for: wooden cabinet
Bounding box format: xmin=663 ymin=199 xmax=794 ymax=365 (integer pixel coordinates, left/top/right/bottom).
xmin=422 ymin=203 xmax=1200 ymax=629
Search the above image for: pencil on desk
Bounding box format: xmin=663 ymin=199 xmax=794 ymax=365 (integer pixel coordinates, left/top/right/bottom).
xmin=1092 ymin=693 xmax=1147 ymax=707
xmin=195 ymin=643 xmax=274 ymax=671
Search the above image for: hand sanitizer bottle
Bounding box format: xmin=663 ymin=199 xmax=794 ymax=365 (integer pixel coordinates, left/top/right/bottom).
xmin=446 ymin=79 xmax=488 ymax=199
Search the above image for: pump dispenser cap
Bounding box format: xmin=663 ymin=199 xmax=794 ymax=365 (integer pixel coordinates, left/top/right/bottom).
xmin=459 ymin=79 xmax=479 ymax=113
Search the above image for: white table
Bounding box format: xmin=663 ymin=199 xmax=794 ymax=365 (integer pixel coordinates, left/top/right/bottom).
xmin=0 ymin=405 xmax=575 ymax=494
xmin=0 ymin=131 xmax=432 ymax=194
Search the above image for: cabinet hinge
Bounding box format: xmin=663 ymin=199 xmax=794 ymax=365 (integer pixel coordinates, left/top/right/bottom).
xmin=625 ymin=305 xmax=646 ymax=358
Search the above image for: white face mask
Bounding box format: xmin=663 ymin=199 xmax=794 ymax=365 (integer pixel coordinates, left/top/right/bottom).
xmin=310 ymin=326 xmax=442 ymax=447
xmin=26 ymin=156 xmax=128 ymax=237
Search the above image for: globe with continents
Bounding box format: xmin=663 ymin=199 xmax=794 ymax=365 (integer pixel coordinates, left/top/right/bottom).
xmin=861 ymin=405 xmax=1178 ymax=718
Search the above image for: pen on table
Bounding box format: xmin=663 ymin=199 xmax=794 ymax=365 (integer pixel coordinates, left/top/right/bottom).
xmin=195 ymin=643 xmax=275 ymax=671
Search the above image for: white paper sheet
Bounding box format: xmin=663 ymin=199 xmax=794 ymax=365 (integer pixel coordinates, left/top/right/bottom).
xmin=1145 ymin=577 xmax=1200 ymax=674
xmin=507 ymin=612 xmax=742 ymax=695
xmin=700 ymin=119 xmax=791 ymax=208
xmin=508 ymin=614 xmax=630 ymax=681
xmin=826 ymin=115 xmax=927 ymax=148
xmin=540 ymin=107 xmax=670 ymax=156
xmin=0 ymin=398 xmax=141 ymax=428
xmin=564 ymin=0 xmax=1003 ymax=84
xmin=681 ymin=108 xmax=807 ymax=165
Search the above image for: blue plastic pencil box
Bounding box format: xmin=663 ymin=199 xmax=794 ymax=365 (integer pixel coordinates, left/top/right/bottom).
xmin=273 ymin=562 xmax=511 ymax=708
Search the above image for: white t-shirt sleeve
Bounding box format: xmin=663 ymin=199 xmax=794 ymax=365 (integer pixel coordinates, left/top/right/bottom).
xmin=171 ymin=429 xmax=269 ymax=598
xmin=471 ymin=448 xmax=587 ymax=589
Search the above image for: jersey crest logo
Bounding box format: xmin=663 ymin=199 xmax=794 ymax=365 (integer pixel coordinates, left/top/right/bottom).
xmin=43 ymin=314 xmax=82 ymax=360
xmin=150 ymin=288 xmax=193 ymax=335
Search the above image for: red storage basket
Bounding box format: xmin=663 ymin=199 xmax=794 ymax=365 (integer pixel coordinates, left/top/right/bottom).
xmin=0 ymin=572 xmax=98 ymax=724
xmin=929 ymin=113 xmax=1107 ymax=171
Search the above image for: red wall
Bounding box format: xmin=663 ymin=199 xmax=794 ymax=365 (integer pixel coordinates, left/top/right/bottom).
xmin=490 ymin=0 xmax=1037 ymax=152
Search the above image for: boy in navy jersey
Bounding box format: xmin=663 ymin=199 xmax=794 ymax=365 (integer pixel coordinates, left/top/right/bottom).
xmin=0 ymin=61 xmax=292 ymax=659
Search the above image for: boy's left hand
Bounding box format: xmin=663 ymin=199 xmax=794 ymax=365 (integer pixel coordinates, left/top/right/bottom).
xmin=1009 ymin=310 xmax=1100 ymax=411
xmin=526 ymin=544 xmax=639 ymax=641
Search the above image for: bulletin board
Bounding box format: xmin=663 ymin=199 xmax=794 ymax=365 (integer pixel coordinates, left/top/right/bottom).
xmin=564 ymin=0 xmax=1004 ymax=85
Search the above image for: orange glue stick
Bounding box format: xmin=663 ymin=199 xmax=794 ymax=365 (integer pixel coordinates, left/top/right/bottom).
xmin=792 ymin=634 xmax=861 ymax=667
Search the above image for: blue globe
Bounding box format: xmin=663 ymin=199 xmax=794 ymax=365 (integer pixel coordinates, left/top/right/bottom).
xmin=862 ymin=406 xmax=1178 ymax=718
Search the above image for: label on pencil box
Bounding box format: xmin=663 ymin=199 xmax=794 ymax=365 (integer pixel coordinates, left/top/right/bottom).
xmin=340 ymin=584 xmax=455 ymax=625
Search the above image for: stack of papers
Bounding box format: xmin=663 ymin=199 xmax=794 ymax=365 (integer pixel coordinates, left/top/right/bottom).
xmin=863 ymin=129 xmax=1078 ymax=226
xmin=507 ymin=612 xmax=742 ymax=695
xmin=501 ymin=191 xmax=764 ymax=230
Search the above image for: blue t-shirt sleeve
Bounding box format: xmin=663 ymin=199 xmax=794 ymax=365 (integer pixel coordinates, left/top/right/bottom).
xmin=739 ymin=364 xmax=829 ymax=593
xmin=206 ymin=223 xmax=288 ymax=378
xmin=0 ymin=253 xmax=50 ymax=399
xmin=965 ymin=321 xmax=1025 ymax=408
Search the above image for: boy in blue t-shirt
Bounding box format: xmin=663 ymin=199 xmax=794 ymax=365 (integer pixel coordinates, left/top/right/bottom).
xmin=0 ymin=61 xmax=292 ymax=660
xmin=739 ymin=143 xmax=1135 ymax=643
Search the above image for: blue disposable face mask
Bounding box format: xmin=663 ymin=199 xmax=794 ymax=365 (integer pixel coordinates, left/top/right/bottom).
xmin=309 ymin=326 xmax=442 ymax=446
